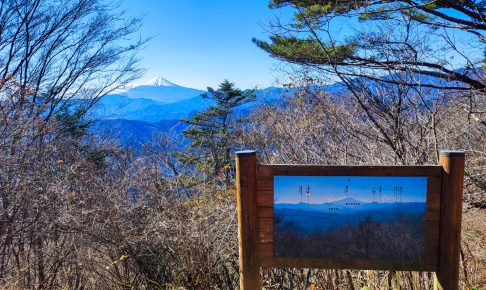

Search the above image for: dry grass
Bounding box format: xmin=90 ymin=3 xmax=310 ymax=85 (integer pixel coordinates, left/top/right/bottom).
xmin=460 ymin=206 xmax=486 ymax=289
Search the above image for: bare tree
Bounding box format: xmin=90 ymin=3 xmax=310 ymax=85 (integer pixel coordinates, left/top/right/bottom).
xmin=0 ymin=0 xmax=145 ymax=125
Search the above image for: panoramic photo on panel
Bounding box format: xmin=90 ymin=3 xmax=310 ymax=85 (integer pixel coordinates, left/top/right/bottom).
xmin=274 ymin=176 xmax=428 ymax=260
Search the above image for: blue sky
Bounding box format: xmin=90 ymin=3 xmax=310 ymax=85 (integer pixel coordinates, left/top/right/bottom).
xmin=274 ymin=176 xmax=427 ymax=204
xmin=119 ymin=0 xmax=294 ymax=90
xmin=118 ymin=1 xmax=480 ymax=91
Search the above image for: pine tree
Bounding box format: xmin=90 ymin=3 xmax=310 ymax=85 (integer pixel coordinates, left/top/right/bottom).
xmin=255 ymin=1 xmax=486 ymax=92
xmin=177 ymin=80 xmax=255 ymax=186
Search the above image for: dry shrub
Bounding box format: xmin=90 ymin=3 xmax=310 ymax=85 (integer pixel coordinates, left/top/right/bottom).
xmin=1 ymin=76 xmax=485 ymax=290
xmin=460 ymin=207 xmax=486 ymax=288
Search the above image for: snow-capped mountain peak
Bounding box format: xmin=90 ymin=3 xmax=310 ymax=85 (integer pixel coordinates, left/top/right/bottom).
xmin=118 ymin=77 xmax=203 ymax=103
xmin=144 ymin=77 xmax=178 ymax=87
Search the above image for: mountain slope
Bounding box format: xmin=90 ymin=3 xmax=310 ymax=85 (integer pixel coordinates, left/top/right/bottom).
xmin=93 ymin=83 xmax=291 ymax=123
xmin=90 ymin=119 xmax=188 ymax=148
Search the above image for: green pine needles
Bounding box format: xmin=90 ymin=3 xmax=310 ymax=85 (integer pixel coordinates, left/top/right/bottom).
xmin=176 ymin=80 xmax=256 ymax=186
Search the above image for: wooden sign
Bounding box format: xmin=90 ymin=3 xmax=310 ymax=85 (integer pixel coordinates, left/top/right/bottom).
xmin=235 ymin=150 xmax=465 ymax=290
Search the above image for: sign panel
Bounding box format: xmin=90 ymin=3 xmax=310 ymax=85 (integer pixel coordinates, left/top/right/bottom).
xmin=253 ymin=165 xmax=441 ymax=272
xmin=235 ymin=151 xmax=465 ymax=290
xmin=273 ymin=176 xmax=427 ymax=261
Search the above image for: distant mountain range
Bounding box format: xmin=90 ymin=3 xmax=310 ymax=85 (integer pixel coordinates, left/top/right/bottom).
xmin=90 ymin=77 xmax=209 ymax=122
xmin=88 ymin=77 xmax=290 ymax=147
xmin=89 ymin=70 xmax=465 ymax=148
xmin=275 ymin=197 xmax=426 ymax=233
xmin=91 ymin=93 xmax=213 ymax=122
xmin=90 ymin=119 xmax=186 ymax=149
xmin=91 ymin=78 xmax=288 ymax=121
xmin=275 ymin=197 xmax=425 ymax=214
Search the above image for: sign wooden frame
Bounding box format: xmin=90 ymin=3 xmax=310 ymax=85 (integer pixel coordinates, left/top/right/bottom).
xmin=236 ymin=150 xmax=465 ymax=290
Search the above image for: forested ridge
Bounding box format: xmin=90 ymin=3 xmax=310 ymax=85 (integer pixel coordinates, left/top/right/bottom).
xmin=0 ymin=0 xmax=486 ymax=289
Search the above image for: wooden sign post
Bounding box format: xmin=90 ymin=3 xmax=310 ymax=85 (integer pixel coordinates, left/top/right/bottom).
xmin=435 ymin=151 xmax=465 ymax=290
xmin=236 ymin=150 xmax=465 ymax=290
xmin=235 ymin=150 xmax=260 ymax=290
